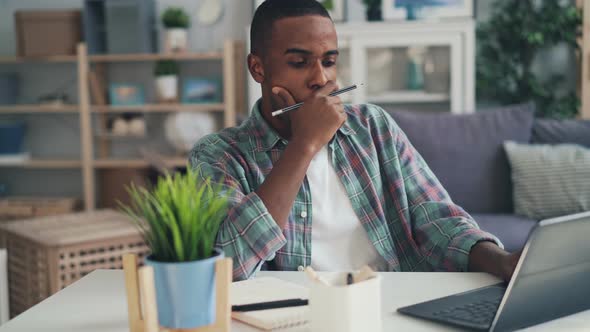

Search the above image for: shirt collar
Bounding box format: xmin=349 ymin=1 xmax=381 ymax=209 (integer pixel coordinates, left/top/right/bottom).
xmin=247 ymin=99 xmax=357 ymax=152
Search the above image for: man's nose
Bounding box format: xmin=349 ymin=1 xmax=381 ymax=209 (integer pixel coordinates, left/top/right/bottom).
xmin=308 ymin=60 xmax=328 ymax=90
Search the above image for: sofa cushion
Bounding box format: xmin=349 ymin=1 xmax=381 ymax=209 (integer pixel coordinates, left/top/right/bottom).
xmin=390 ymin=104 xmax=535 ymax=214
xmin=504 ymin=141 xmax=590 ymax=220
xmin=471 ymin=214 xmax=537 ymax=252
xmin=531 ymin=119 xmax=590 ymax=147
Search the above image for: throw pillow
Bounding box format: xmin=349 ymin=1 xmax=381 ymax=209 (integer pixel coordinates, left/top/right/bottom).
xmin=504 ymin=141 xmax=590 ymax=220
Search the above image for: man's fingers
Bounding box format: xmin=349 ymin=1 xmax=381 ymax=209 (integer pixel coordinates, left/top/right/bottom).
xmin=313 ymin=81 xmax=339 ymax=97
xmin=272 ymin=86 xmax=296 ymax=108
xmin=327 ymin=96 xmax=342 ymax=105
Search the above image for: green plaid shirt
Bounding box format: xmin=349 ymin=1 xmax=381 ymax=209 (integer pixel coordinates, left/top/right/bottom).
xmin=190 ymin=102 xmax=501 ymax=281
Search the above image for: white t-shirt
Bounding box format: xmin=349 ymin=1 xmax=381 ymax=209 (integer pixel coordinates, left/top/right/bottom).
xmin=307 ymin=146 xmax=388 ymax=271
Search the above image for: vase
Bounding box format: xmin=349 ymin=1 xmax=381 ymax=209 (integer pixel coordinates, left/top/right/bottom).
xmin=406 ymin=46 xmax=426 ymax=90
xmin=146 ymin=248 xmax=224 ymax=329
xmin=405 ymin=5 xmax=422 ymax=20
xmin=155 ymin=75 xmax=178 ymax=102
xmin=164 ymin=28 xmax=188 ymax=53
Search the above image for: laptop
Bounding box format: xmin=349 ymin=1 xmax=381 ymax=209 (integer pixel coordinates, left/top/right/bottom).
xmin=397 ymin=211 xmax=590 ymax=331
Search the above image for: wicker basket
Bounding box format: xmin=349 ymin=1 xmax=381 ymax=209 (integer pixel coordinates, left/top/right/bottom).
xmin=0 ymin=209 xmax=149 ymax=317
xmin=0 ymin=197 xmax=79 ymax=222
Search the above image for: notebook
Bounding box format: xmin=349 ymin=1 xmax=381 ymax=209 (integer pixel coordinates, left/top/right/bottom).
xmin=231 ymin=277 xmax=309 ymax=330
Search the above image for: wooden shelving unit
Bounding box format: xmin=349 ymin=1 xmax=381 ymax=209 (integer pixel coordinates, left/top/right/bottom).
xmin=0 ymin=104 xmax=79 ymax=114
xmin=89 ymin=52 xmax=222 ymax=62
xmin=0 ymin=159 xmax=82 ymax=169
xmin=93 ymin=158 xmax=187 ymax=169
xmin=0 ymin=55 xmax=77 ymax=63
xmin=0 ymin=41 xmax=243 ymax=210
xmin=91 ymin=103 xmax=225 ymax=113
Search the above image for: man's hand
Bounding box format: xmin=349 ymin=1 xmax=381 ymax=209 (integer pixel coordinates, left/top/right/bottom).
xmin=272 ymin=81 xmax=346 ymax=155
xmin=500 ymin=249 xmax=522 ymax=281
xmin=468 ymin=241 xmax=522 ymax=282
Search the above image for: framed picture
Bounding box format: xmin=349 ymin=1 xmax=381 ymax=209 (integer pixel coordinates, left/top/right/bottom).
xmin=108 ymin=83 xmax=144 ymax=106
xmin=382 ymin=0 xmax=473 ymax=20
xmin=253 ymin=0 xmax=345 ymax=21
xmin=181 ymin=78 xmax=222 ymax=104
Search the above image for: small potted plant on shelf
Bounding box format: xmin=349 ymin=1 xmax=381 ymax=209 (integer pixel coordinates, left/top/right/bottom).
xmin=154 ymin=60 xmax=179 ymax=103
xmin=162 ymin=7 xmax=190 ymax=53
xmin=121 ymin=167 xmax=230 ymax=329
xmin=363 ymin=0 xmax=382 ymax=21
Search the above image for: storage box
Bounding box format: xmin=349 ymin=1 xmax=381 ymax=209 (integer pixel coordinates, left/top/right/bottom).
xmin=83 ymin=0 xmax=157 ymax=54
xmin=15 ymin=10 xmax=82 ymax=57
xmin=99 ymin=168 xmax=151 ymax=208
xmin=0 ymin=121 xmax=25 ymax=155
xmin=0 ymin=210 xmax=149 ymax=317
xmin=0 ymin=197 xmax=79 ymax=222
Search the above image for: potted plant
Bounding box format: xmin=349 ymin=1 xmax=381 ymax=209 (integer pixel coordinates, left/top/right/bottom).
xmin=477 ymin=0 xmax=581 ymax=119
xmin=154 ymin=60 xmax=179 ymax=102
xmin=121 ymin=167 xmax=230 ymax=329
xmin=362 ymin=0 xmax=382 ymax=21
xmin=162 ymin=7 xmax=190 ymax=53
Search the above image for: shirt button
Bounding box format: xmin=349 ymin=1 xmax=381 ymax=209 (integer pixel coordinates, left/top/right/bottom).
xmin=300 ymin=211 xmax=307 ymax=218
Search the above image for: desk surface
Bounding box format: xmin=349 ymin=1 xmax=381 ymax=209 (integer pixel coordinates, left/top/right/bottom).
xmin=0 ymin=270 xmax=588 ymax=331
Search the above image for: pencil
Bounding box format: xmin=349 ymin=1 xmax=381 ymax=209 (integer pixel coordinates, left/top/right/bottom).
xmin=231 ymin=298 xmax=309 ymax=312
xmin=271 ymin=83 xmax=361 ymax=117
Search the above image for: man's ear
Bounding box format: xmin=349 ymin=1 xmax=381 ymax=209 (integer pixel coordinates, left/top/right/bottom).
xmin=248 ymin=53 xmax=265 ymax=84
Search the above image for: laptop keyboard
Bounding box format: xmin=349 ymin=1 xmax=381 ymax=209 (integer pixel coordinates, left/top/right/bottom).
xmin=431 ymin=295 xmax=503 ymax=325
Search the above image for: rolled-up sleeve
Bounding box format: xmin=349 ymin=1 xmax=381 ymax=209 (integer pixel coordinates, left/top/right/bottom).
xmin=387 ymin=110 xmax=502 ymax=272
xmin=190 ymin=143 xmax=287 ymax=281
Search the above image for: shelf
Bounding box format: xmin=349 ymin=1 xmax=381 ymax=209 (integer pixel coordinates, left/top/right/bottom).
xmin=89 ymin=52 xmax=223 ymax=62
xmin=367 ymin=91 xmax=449 ymax=104
xmin=0 ymin=55 xmax=77 ymax=64
xmin=92 ymin=103 xmax=225 ymax=113
xmin=0 ymin=104 xmax=79 ymax=114
xmin=93 ymin=158 xmax=187 ymax=169
xmin=0 ymin=159 xmax=82 ymax=169
xmin=95 ymin=133 xmax=146 ymax=140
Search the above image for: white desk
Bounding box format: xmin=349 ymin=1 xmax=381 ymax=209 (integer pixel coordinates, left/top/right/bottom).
xmin=0 ymin=270 xmax=589 ymax=331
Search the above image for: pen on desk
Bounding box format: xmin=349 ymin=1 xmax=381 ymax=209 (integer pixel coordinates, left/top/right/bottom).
xmin=232 ymin=298 xmax=309 ymax=312
xmin=271 ymin=83 xmax=362 ymax=117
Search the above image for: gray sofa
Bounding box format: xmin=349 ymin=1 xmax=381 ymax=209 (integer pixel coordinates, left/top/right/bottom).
xmin=389 ymin=104 xmax=590 ymax=252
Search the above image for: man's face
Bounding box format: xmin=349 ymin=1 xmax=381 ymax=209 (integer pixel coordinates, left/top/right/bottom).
xmin=261 ymin=15 xmax=339 ymax=106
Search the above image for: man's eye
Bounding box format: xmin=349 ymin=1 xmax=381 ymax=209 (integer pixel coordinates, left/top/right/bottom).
xmin=323 ymin=60 xmax=336 ymax=67
xmin=289 ymin=60 xmax=307 ymax=68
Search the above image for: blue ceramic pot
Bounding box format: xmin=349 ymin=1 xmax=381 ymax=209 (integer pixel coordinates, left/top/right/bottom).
xmin=146 ymin=248 xmax=223 ymax=329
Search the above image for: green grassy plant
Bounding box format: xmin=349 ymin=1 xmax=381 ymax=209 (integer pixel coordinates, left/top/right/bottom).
xmin=154 ymin=60 xmax=179 ymax=77
xmin=162 ymin=7 xmax=190 ymax=29
xmin=121 ymin=168 xmax=229 ymax=262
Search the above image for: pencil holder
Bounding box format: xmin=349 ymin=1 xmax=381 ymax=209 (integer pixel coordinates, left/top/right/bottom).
xmin=309 ymin=272 xmax=381 ymax=332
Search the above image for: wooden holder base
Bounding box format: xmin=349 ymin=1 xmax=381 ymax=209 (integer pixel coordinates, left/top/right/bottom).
xmin=123 ymin=254 xmax=232 ymax=332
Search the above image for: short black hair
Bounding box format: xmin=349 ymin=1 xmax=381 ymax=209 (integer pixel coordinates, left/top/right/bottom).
xmin=250 ymin=0 xmax=332 ymax=56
